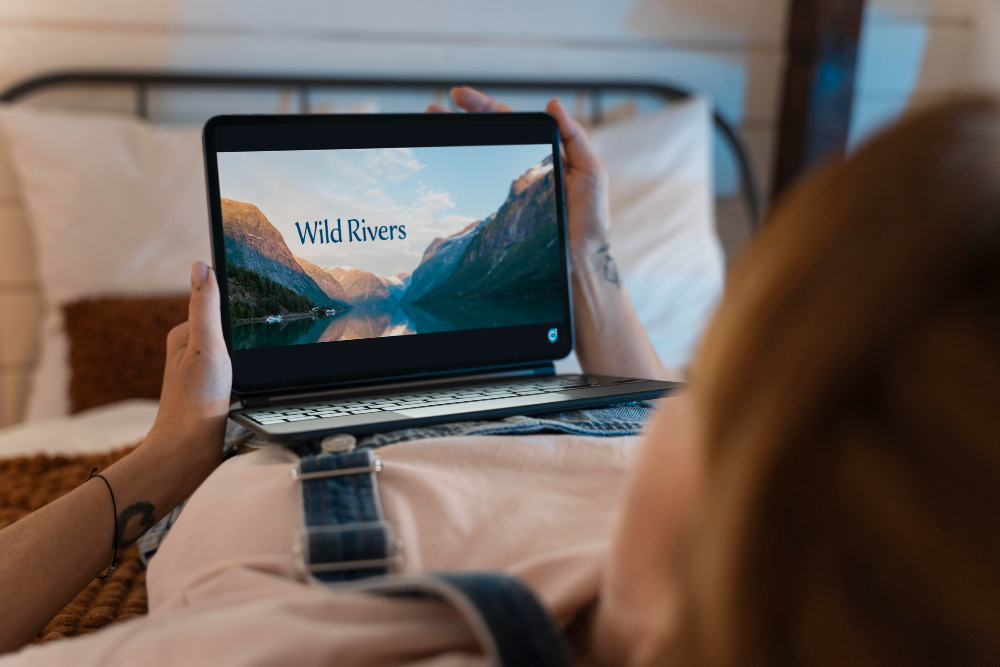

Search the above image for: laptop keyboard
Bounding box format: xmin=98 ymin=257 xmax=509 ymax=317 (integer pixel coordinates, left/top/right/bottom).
xmin=243 ymin=376 xmax=639 ymax=425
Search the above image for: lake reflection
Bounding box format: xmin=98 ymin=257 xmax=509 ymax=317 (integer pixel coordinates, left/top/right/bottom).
xmin=231 ymin=296 xmax=562 ymax=350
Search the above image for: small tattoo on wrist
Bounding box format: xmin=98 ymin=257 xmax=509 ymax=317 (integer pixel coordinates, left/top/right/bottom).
xmin=596 ymin=244 xmax=621 ymax=289
xmin=116 ymin=502 xmax=156 ymax=550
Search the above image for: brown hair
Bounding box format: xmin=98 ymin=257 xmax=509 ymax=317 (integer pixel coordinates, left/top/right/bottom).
xmin=672 ymin=98 xmax=1000 ymax=666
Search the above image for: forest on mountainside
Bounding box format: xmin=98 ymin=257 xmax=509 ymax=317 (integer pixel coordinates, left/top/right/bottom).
xmin=227 ymin=261 xmax=317 ymax=320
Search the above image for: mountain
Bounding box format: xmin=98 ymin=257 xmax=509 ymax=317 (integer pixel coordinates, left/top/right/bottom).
xmin=403 ymin=217 xmax=486 ymax=303
xmin=510 ymin=159 xmax=554 ymax=196
xmin=406 ymin=155 xmax=562 ymax=303
xmin=226 ymin=261 xmax=317 ymax=320
xmin=379 ymin=272 xmax=411 ymax=301
xmin=323 ymin=266 xmax=396 ymax=306
xmin=420 ymin=220 xmax=480 ymax=264
xmin=221 ymin=198 xmax=345 ymax=310
xmin=293 ymin=256 xmax=352 ymax=307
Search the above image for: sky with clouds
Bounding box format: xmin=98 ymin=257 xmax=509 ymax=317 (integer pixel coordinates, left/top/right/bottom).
xmin=218 ymin=144 xmax=552 ymax=278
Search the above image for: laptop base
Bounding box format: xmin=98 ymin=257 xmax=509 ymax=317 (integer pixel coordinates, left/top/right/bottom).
xmin=232 ymin=374 xmax=681 ymax=442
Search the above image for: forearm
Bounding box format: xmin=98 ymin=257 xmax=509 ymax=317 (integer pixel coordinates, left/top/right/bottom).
xmin=571 ymin=245 xmax=671 ymax=381
xmin=0 ymin=427 xmax=218 ymax=652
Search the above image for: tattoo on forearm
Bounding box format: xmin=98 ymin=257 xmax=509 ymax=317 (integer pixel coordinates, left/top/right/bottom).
xmin=116 ymin=502 xmax=156 ymax=550
xmin=596 ymin=244 xmax=621 ymax=289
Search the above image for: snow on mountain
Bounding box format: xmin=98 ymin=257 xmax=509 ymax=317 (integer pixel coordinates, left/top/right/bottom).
xmin=323 ymin=266 xmax=396 ymax=307
xmin=379 ymin=272 xmax=412 ymax=300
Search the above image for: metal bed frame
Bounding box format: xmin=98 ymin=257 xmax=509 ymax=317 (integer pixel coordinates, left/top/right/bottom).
xmin=0 ymin=70 xmax=761 ymax=225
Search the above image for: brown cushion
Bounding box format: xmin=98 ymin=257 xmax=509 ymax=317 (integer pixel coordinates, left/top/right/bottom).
xmin=63 ymin=296 xmax=189 ymax=413
xmin=0 ymin=446 xmax=148 ymax=644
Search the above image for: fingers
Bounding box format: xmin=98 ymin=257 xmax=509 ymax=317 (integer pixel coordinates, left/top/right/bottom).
xmin=434 ymin=88 xmax=603 ymax=178
xmin=188 ymin=261 xmax=224 ymax=351
xmin=450 ymin=87 xmax=512 ymax=113
xmin=425 ymin=104 xmax=454 ymax=113
xmin=545 ymin=97 xmax=603 ymax=174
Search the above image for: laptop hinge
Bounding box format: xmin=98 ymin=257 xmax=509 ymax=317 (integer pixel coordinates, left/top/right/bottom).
xmin=240 ymin=363 xmax=556 ymax=408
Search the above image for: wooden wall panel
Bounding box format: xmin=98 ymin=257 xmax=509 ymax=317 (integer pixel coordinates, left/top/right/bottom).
xmin=0 ymin=292 xmax=42 ymax=369
xmin=0 ymin=207 xmax=36 ymax=287
xmin=870 ymin=0 xmax=978 ymax=21
xmin=0 ymin=30 xmax=761 ymax=121
xmin=857 ymin=17 xmax=972 ymax=95
xmin=0 ymin=0 xmax=792 ymax=45
xmin=0 ymin=369 xmax=30 ymax=425
xmin=850 ymin=6 xmax=975 ymax=147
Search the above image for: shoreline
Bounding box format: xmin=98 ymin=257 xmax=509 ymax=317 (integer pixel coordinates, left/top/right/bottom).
xmin=232 ymin=310 xmax=343 ymax=325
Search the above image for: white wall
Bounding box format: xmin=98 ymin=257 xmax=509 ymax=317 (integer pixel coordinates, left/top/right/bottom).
xmin=851 ymin=0 xmax=978 ymax=145
xmin=0 ymin=0 xmax=980 ymax=426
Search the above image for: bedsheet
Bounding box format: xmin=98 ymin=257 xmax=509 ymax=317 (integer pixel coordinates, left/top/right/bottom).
xmin=0 ymin=400 xmax=158 ymax=458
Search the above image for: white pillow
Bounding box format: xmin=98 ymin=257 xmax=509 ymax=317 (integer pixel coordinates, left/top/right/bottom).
xmin=555 ymin=97 xmax=724 ymax=375
xmin=0 ymin=107 xmax=212 ymax=420
xmin=1 ymin=99 xmax=720 ymax=420
xmin=0 ymin=399 xmax=159 ymax=458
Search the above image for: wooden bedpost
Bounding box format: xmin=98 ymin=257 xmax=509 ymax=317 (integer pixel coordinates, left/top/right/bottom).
xmin=773 ymin=0 xmax=867 ymax=201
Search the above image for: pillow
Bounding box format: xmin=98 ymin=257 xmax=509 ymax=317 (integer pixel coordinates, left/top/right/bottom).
xmin=1 ymin=99 xmax=720 ymax=420
xmin=0 ymin=106 xmax=212 ymax=420
xmin=555 ymin=97 xmax=724 ymax=375
xmin=63 ymin=296 xmax=189 ymax=413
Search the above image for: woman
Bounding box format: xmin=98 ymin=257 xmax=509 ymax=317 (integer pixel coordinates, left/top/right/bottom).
xmin=1 ymin=90 xmax=998 ymax=666
xmin=596 ymin=95 xmax=1000 ymax=666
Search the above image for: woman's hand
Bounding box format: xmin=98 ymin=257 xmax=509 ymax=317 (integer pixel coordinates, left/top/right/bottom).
xmin=146 ymin=261 xmax=233 ymax=473
xmin=430 ymin=87 xmax=612 ymax=265
xmin=431 ymin=88 xmax=669 ymax=380
xmin=0 ymin=262 xmax=233 ymax=652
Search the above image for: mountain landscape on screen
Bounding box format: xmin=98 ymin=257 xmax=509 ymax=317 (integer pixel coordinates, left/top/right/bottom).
xmin=221 ymin=198 xmax=352 ymax=320
xmin=293 ymin=255 xmax=351 ymax=304
xmin=323 ymin=266 xmax=396 ymax=307
xmin=403 ymin=155 xmax=561 ymax=304
xmin=379 ymin=273 xmax=411 ymax=301
xmin=222 ymin=153 xmax=563 ymax=348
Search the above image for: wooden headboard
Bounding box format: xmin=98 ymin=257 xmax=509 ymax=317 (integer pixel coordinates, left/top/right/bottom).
xmin=773 ymin=0 xmax=867 ymax=198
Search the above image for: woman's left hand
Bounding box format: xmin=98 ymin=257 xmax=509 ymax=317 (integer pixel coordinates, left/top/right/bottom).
xmin=429 ymin=88 xmax=669 ymax=380
xmin=147 ymin=261 xmax=233 ymax=472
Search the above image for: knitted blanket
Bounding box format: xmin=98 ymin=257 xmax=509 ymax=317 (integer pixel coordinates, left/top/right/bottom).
xmin=0 ymin=446 xmax=148 ymax=644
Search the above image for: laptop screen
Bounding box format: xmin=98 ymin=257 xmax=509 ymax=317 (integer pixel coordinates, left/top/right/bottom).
xmin=206 ymin=114 xmax=571 ymax=394
xmin=217 ymin=143 xmax=562 ymax=351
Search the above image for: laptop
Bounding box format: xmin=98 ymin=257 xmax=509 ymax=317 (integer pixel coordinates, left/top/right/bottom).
xmin=203 ymin=112 xmax=679 ymax=441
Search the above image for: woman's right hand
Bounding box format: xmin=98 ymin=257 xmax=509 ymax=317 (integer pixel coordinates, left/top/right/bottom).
xmin=430 ymin=87 xmax=613 ymax=267
xmin=148 ymin=261 xmax=233 ymax=477
xmin=0 ymin=262 xmax=234 ymax=653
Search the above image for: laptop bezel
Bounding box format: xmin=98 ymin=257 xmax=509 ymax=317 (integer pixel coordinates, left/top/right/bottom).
xmin=203 ymin=112 xmax=574 ymax=397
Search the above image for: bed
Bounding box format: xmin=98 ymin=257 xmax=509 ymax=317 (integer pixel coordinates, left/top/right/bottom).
xmin=0 ymin=0 xmax=867 ymax=639
xmin=0 ymin=71 xmax=744 ymax=643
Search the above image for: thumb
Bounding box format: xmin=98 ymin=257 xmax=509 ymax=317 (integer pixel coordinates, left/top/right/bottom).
xmin=545 ymin=97 xmax=602 ymax=174
xmin=188 ymin=261 xmax=224 ymax=350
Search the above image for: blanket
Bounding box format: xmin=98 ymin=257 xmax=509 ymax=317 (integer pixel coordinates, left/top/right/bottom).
xmin=0 ymin=445 xmax=148 ymax=643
